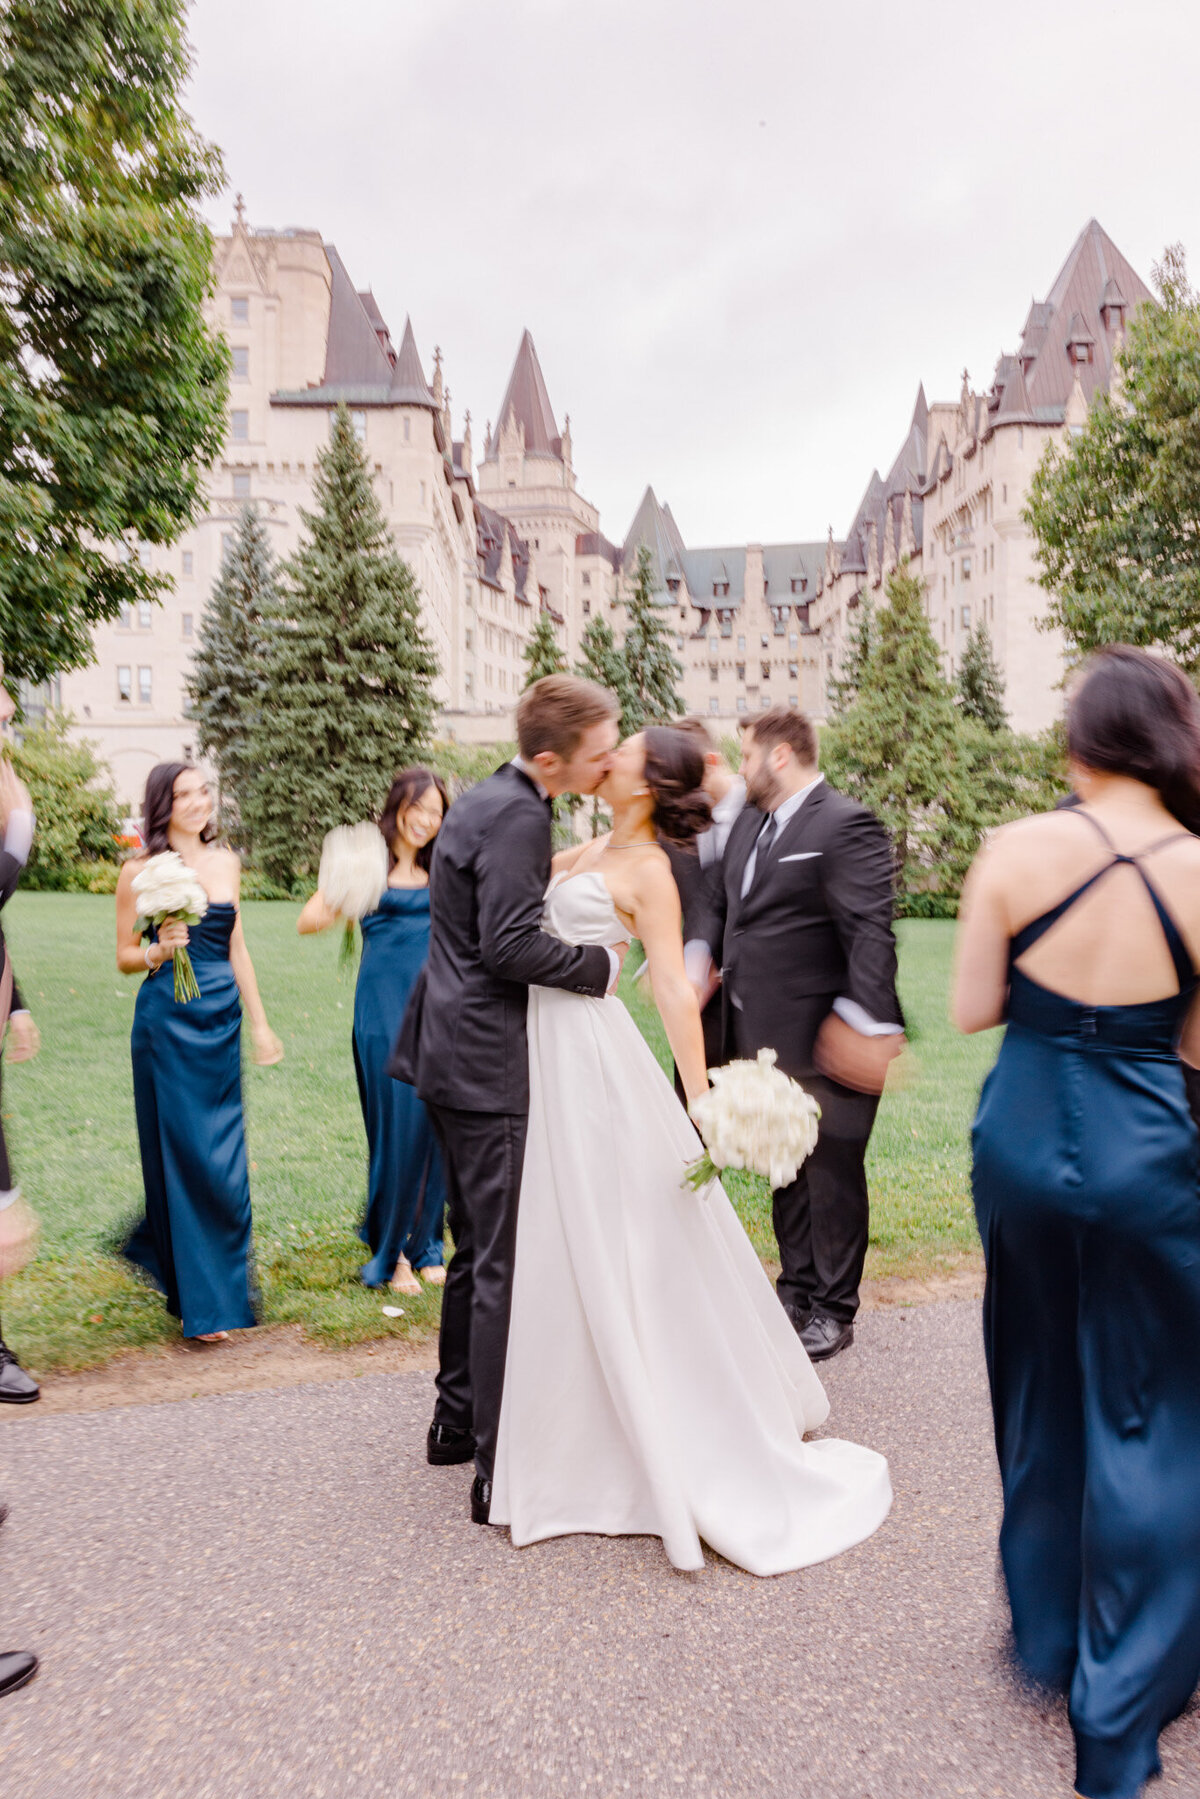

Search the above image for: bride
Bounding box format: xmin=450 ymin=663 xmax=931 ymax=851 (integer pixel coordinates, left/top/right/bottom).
xmin=490 ymin=726 xmax=892 ymax=1575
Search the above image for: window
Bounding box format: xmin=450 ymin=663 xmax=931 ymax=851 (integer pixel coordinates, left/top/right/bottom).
xmin=720 ymin=618 xmax=732 ymax=639
xmin=961 ymin=555 xmax=971 ymax=581
xmin=709 ymin=664 xmax=718 ymax=683
xmin=737 ymin=634 xmax=745 ymax=652
xmin=760 ymin=694 xmax=771 ymax=710
xmin=231 ymin=410 xmax=249 ymax=443
xmin=350 ymin=411 xmax=367 ymax=443
xmin=773 ymin=618 xmax=785 ymax=636
xmin=761 ymin=661 xmax=770 ymax=680
xmin=961 ymin=605 xmax=971 ymax=630
xmin=1002 ymin=484 xmax=1007 ymax=504
xmin=231 ymin=346 xmax=249 ymax=381
xmin=1017 ymin=428 xmax=1024 ymax=449
xmin=137 ymin=600 xmax=152 ymax=628
xmin=761 ymin=634 xmax=769 ymax=649
xmin=182 ymin=613 xmax=193 ymax=638
xmin=788 ymin=661 xmax=798 ymax=680
xmin=138 ymin=666 xmax=152 ymax=704
xmin=788 ymin=694 xmax=799 ymax=710
xmin=789 ymin=631 xmax=798 ymax=650
xmin=117 ymin=665 xmax=132 ymax=702
xmin=182 ymin=551 xmax=194 ymax=577
xmin=736 ymin=663 xmax=746 ymax=681
xmin=582 ymin=599 xmax=591 ymax=617
xmin=582 ymin=572 xmax=591 ymax=587
xmin=231 ymin=297 xmax=249 ymax=324
xmin=736 ymin=696 xmax=747 ymax=714
xmin=464 ymin=629 xmax=473 ymax=652
xmin=117 ymin=604 xmax=132 ymax=629
xmin=232 ymin=471 xmax=251 ymax=499
xmin=464 ymin=671 xmax=473 ymax=695
xmin=709 ymin=696 xmax=720 ymax=715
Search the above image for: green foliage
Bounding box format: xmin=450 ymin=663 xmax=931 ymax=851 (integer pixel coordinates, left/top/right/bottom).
xmin=575 ymin=610 xmax=636 ymax=731
xmin=957 ymin=622 xmax=1007 ymax=731
xmin=242 ymin=405 xmax=440 ymax=885
xmin=821 ymin=565 xmax=1066 ymax=897
xmin=826 ymin=595 xmax=876 ymax=715
xmin=522 ymin=606 xmax=567 ymax=685
xmin=621 ymin=544 xmax=684 ymax=728
xmin=1025 ymin=245 xmax=1200 ymax=667
xmin=424 ymin=738 xmax=516 ymax=795
xmin=0 ymin=0 xmax=228 ymax=682
xmin=9 ymin=711 xmax=122 ymax=885
xmin=186 ymin=504 xmax=275 ymax=842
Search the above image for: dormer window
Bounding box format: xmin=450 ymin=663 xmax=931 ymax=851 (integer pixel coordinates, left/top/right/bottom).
xmin=1065 ymin=311 xmax=1095 ymax=366
xmin=790 ymin=576 xmax=807 ymax=594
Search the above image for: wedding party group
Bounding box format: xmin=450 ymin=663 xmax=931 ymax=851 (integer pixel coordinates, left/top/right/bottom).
xmin=2 ymin=648 xmax=1200 ymax=1799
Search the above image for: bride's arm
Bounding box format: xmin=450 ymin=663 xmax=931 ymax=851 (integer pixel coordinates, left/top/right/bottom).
xmin=630 ymin=856 xmax=708 ymax=1106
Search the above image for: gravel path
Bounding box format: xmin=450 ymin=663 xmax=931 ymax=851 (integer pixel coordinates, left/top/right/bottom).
xmin=0 ymin=1299 xmax=1195 ymax=1798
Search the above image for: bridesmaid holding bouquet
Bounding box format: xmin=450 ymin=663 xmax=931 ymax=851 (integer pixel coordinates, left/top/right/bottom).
xmin=115 ymin=765 xmax=283 ymax=1341
xmin=299 ymin=769 xmax=448 ymax=1293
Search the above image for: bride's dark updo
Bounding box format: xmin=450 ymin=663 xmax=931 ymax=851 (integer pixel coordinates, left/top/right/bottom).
xmin=643 ymin=726 xmax=712 ymax=848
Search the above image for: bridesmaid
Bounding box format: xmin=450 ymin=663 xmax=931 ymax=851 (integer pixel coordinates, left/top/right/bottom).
xmin=299 ymin=769 xmax=449 ymax=1293
xmin=115 ymin=765 xmax=283 ymax=1341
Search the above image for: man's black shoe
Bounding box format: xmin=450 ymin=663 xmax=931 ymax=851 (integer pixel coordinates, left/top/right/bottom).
xmin=470 ymin=1475 xmax=492 ymax=1526
xmin=0 ymin=1652 xmax=37 ymax=1698
xmin=799 ymin=1313 xmax=855 ymax=1363
xmin=427 ymin=1422 xmax=475 ymax=1466
xmin=782 ymin=1302 xmax=812 ymax=1337
xmin=0 ymin=1340 xmax=38 ymax=1405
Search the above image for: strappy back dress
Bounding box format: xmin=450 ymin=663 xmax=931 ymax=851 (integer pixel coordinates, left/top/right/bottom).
xmin=971 ymin=812 xmax=1200 ymax=1799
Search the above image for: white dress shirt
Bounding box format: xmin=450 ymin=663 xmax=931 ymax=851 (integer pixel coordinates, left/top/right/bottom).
xmin=698 ymin=777 xmax=747 ymax=869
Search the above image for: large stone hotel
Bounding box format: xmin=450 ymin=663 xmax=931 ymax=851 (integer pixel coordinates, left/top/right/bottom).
xmin=56 ymin=210 xmax=1149 ymax=802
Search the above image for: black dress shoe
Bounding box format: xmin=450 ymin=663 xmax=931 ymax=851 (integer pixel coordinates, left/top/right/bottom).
xmin=799 ymin=1313 xmax=855 ymax=1362
xmin=470 ymin=1475 xmax=492 ymax=1526
xmin=0 ymin=1340 xmax=38 ymax=1405
xmin=0 ymin=1651 xmax=37 ymax=1697
xmin=782 ymin=1302 xmax=813 ymax=1336
xmin=427 ymin=1421 xmax=476 ymax=1466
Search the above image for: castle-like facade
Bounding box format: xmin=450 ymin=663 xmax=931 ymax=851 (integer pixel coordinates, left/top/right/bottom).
xmin=58 ymin=212 xmax=1150 ymax=802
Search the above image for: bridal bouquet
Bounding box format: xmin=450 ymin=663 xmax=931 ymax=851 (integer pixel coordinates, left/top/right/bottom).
xmin=132 ymin=851 xmax=209 ymax=1003
xmin=685 ymin=1049 xmax=821 ymax=1194
xmin=318 ymin=822 xmax=389 ymax=965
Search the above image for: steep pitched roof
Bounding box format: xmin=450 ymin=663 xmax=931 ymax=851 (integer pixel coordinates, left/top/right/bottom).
xmin=390 ymin=317 xmax=437 ymax=408
xmin=487 ymin=329 xmax=562 ymax=460
xmin=320 ymin=246 xmax=394 ymax=389
xmin=622 ymin=485 xmax=688 ymax=593
xmin=1020 ymin=219 xmax=1152 ymax=420
xmin=883 ymin=386 xmax=929 ymax=496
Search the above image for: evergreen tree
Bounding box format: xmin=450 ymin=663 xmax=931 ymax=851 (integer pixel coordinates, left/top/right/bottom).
xmin=522 ymin=605 xmax=567 ymax=685
xmin=957 ymin=622 xmax=1007 ymax=731
xmin=186 ymin=505 xmax=275 ymax=839
xmin=621 ymin=544 xmax=683 ymax=729
xmin=243 ymin=405 xmax=439 ymax=883
xmin=0 ymin=0 xmax=228 ymax=682
xmin=826 ymin=595 xmax=876 ymax=716
xmin=575 ymin=610 xmax=635 ymax=732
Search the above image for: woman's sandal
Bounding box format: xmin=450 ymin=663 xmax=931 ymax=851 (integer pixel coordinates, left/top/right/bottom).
xmin=390 ymin=1257 xmax=422 ymax=1295
xmin=191 ymin=1332 xmax=229 ymax=1343
xmin=419 ymin=1265 xmax=446 ymax=1287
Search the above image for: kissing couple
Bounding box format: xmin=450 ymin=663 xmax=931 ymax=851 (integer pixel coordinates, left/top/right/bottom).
xmin=392 ymin=675 xmax=891 ymax=1574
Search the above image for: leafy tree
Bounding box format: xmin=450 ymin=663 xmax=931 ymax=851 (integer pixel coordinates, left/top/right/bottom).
xmin=424 ymin=739 xmax=515 ymax=796
xmin=1025 ymin=245 xmax=1200 ymax=667
xmin=186 ymin=505 xmax=275 ymax=839
xmin=10 ymin=711 xmax=122 ymax=885
xmin=522 ymin=606 xmax=567 ymax=685
xmin=826 ymin=595 xmax=876 ymax=716
xmin=621 ymin=544 xmax=683 ymax=729
xmin=576 ymin=610 xmax=635 ymax=732
xmin=243 ymin=405 xmax=439 ymax=883
xmin=957 ymin=622 xmax=1007 ymax=731
xmin=0 ymin=0 xmax=228 ymax=683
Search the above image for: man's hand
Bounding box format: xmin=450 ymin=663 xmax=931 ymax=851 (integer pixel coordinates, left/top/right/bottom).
xmin=6 ymin=1013 xmax=39 ymax=1063
xmin=0 ymin=1194 xmax=38 ymax=1283
xmin=814 ymin=1012 xmax=906 ymax=1095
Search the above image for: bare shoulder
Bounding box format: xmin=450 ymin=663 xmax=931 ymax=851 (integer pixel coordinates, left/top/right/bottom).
xmin=630 ymin=844 xmax=677 ymax=900
xmin=117 ymin=856 xmax=147 ymax=892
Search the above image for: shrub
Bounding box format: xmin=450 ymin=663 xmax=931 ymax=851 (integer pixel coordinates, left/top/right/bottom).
xmin=10 ymin=714 xmax=123 ymax=885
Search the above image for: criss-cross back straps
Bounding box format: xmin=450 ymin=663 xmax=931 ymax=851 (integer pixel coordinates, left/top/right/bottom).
xmin=1011 ymin=809 xmax=1197 ymax=991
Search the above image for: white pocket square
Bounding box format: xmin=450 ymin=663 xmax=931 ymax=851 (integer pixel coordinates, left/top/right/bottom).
xmin=779 ymin=851 xmax=822 ymax=862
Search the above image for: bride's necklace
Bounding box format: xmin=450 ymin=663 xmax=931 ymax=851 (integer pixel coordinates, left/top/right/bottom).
xmin=604 ymin=838 xmax=656 ymax=850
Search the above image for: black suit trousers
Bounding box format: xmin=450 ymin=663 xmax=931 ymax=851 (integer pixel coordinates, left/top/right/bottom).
xmin=427 ymin=1102 xmax=527 ymax=1483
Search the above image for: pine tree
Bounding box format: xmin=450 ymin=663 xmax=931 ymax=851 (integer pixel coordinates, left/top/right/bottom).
xmin=575 ymin=610 xmax=635 ymax=732
xmin=186 ymin=504 xmax=275 ymax=840
xmin=826 ymin=595 xmax=876 ymax=715
xmin=242 ymin=405 xmax=439 ymax=883
xmin=522 ymin=605 xmax=567 ymax=685
xmin=621 ymin=544 xmax=683 ymax=729
xmin=957 ymin=622 xmax=1007 ymax=731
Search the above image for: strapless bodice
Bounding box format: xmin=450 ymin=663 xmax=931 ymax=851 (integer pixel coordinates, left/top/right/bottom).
xmin=148 ymin=900 xmax=236 ymax=963
xmin=541 ymin=871 xmax=628 ymax=949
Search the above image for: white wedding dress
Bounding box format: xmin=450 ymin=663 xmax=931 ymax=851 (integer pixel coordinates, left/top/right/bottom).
xmin=490 ymin=871 xmax=893 ymax=1575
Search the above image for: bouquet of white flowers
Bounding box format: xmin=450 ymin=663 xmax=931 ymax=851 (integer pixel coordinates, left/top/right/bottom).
xmin=318 ymin=823 xmax=389 ymax=965
xmin=685 ymin=1048 xmax=821 ymax=1194
xmin=132 ymin=851 xmax=210 ymax=1003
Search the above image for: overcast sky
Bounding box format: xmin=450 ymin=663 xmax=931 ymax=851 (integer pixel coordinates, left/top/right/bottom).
xmin=187 ymin=0 xmax=1199 ymax=548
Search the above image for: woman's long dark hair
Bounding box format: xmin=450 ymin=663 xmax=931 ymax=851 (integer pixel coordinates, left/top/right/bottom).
xmin=1068 ymin=646 xmax=1200 ymax=833
xmin=643 ymin=726 xmax=711 ymax=848
xmin=141 ymin=763 xmax=217 ymax=856
xmin=379 ymin=767 xmax=450 ymax=872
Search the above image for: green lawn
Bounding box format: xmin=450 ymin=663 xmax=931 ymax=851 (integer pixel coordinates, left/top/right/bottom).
xmin=1 ymin=898 xmax=996 ymax=1372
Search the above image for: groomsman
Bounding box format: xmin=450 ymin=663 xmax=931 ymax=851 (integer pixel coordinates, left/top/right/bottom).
xmin=693 ymin=709 xmax=903 ymax=1361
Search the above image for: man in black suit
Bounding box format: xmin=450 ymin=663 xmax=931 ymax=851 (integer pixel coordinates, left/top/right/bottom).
xmin=693 ymin=708 xmax=903 ymax=1362
xmin=391 ymin=675 xmax=621 ymax=1524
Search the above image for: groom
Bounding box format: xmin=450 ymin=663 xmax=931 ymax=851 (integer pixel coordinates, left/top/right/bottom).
xmin=391 ymin=675 xmax=621 ymax=1524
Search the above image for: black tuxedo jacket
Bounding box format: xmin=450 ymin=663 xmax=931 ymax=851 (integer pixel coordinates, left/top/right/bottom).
xmin=389 ymin=761 xmax=611 ymax=1114
xmin=700 ymin=780 xmax=901 ymax=1076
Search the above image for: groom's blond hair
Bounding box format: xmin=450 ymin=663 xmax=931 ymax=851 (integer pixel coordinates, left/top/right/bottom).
xmin=517 ymin=675 xmax=618 ymax=760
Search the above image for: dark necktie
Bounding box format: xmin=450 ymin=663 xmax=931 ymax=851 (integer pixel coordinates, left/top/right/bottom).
xmin=750 ymin=812 xmax=778 ymax=888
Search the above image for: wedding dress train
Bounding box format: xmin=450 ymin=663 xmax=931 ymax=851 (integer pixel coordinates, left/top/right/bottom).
xmin=490 ymin=871 xmax=892 ymax=1575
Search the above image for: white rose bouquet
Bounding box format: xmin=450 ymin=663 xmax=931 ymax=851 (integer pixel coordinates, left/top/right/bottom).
xmin=685 ymin=1049 xmax=821 ymax=1194
xmin=318 ymin=823 xmax=389 ymax=966
xmin=132 ymin=851 xmax=210 ymax=1003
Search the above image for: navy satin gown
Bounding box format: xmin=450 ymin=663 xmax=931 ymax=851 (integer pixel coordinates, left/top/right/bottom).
xmin=123 ymin=902 xmax=258 ymax=1337
xmin=355 ymin=887 xmax=444 ymax=1286
xmin=972 ymin=822 xmax=1200 ymax=1799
